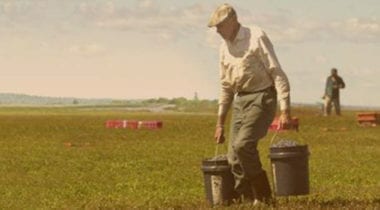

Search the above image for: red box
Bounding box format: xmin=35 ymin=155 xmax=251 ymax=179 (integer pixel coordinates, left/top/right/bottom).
xmin=105 ymin=120 xmax=138 ymax=129
xmin=105 ymin=120 xmax=123 ymax=128
xmin=138 ymin=121 xmax=163 ymax=129
xmin=357 ymin=112 xmax=379 ymax=126
xmin=269 ymin=117 xmax=299 ymax=131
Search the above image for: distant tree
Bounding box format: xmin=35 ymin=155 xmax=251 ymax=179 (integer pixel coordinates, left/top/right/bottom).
xmin=73 ymin=99 xmax=79 ymax=105
xmin=157 ymin=97 xmax=169 ymax=104
xmin=170 ymin=97 xmax=188 ymax=106
xmin=111 ymin=100 xmax=125 ymax=104
xmin=145 ymin=98 xmax=156 ymax=104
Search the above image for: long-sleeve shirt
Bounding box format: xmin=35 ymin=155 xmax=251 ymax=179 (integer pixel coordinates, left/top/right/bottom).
xmin=325 ymin=75 xmax=345 ymax=99
xmin=218 ymin=25 xmax=290 ymax=116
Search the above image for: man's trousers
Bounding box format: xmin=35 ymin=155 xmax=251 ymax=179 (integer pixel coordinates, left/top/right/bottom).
xmin=227 ymin=87 xmax=277 ymax=194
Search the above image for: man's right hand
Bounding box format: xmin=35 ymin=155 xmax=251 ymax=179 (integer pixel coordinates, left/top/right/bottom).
xmin=214 ymin=126 xmax=225 ymax=144
xmin=279 ymin=109 xmax=291 ymax=127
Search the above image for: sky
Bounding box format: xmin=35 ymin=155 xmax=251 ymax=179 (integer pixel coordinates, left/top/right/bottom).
xmin=1 ymin=0 xmax=380 ymax=106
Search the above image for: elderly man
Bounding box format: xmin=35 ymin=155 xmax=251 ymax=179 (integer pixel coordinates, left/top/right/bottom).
xmin=208 ymin=3 xmax=292 ymax=204
xmin=323 ymin=68 xmax=345 ymax=116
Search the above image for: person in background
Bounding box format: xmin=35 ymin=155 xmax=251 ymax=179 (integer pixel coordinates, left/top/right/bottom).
xmin=208 ymin=3 xmax=291 ymax=205
xmin=323 ymin=68 xmax=345 ymax=116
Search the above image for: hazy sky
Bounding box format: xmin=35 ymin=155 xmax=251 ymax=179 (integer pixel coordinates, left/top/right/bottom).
xmin=1 ymin=0 xmax=379 ymax=106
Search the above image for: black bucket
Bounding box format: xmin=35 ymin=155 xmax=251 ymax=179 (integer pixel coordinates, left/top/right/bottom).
xmin=201 ymin=155 xmax=235 ymax=206
xmin=269 ymin=145 xmax=310 ymax=196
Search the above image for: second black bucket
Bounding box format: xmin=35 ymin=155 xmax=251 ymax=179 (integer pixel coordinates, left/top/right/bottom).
xmin=269 ymin=145 xmax=310 ymax=196
xmin=201 ymin=155 xmax=235 ymax=206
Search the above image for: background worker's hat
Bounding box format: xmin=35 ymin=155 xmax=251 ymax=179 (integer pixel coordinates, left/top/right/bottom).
xmin=207 ymin=3 xmax=236 ymax=27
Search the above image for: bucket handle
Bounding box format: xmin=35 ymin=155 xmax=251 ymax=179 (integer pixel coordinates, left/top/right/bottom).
xmin=214 ymin=143 xmax=227 ymax=157
xmin=214 ymin=143 xmax=220 ymax=159
xmin=270 ymin=129 xmax=280 ymax=146
xmin=212 ymin=144 xmax=221 ymax=166
xmin=269 ymin=125 xmax=303 ymax=146
xmin=213 ymin=143 xmax=228 ymax=165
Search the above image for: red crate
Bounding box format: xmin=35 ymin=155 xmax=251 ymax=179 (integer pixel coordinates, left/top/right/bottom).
xmin=269 ymin=117 xmax=299 ymax=131
xmin=105 ymin=120 xmax=138 ymax=129
xmin=138 ymin=121 xmax=163 ymax=129
xmin=105 ymin=120 xmax=123 ymax=128
xmin=357 ymin=112 xmax=379 ymax=126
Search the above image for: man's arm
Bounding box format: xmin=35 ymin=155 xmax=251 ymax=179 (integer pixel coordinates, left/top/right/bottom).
xmin=215 ymin=48 xmax=234 ymax=144
xmin=338 ymin=77 xmax=345 ymax=89
xmin=215 ymin=85 xmax=233 ymax=144
xmin=258 ymin=32 xmax=291 ymax=121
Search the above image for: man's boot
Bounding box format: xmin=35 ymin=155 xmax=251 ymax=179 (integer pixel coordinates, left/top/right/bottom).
xmin=251 ymin=170 xmax=274 ymax=205
xmin=240 ymin=182 xmax=255 ymax=202
xmin=232 ymin=179 xmax=255 ymax=203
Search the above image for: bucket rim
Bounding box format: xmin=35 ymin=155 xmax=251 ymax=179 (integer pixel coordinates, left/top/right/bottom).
xmin=201 ymin=164 xmax=231 ymax=172
xmin=270 ymin=144 xmax=308 ymax=149
xmin=269 ymin=151 xmax=310 ymax=159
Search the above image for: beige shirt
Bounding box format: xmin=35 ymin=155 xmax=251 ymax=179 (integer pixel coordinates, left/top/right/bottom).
xmin=218 ymin=25 xmax=290 ymax=116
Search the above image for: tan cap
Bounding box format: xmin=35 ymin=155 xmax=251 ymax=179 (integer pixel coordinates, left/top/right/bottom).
xmin=207 ymin=3 xmax=236 ymax=28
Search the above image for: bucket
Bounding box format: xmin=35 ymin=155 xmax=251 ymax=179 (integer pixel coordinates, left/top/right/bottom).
xmin=269 ymin=145 xmax=310 ymax=196
xmin=201 ymin=155 xmax=235 ymax=206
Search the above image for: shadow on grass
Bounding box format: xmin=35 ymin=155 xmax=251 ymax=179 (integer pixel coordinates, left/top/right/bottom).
xmin=190 ymin=198 xmax=380 ymax=209
xmin=274 ymin=197 xmax=380 ymax=209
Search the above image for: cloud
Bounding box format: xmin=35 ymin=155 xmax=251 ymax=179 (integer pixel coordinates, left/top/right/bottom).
xmin=138 ymin=0 xmax=154 ymax=9
xmin=1 ymin=1 xmax=13 ymax=14
xmin=79 ymin=2 xmax=212 ymax=45
xmin=329 ymin=18 xmax=380 ymax=42
xmin=239 ymin=8 xmax=380 ymax=44
xmin=338 ymin=18 xmax=380 ymax=34
xmin=205 ymin=28 xmax=220 ymax=49
xmin=2 ymin=1 xmax=380 ymax=45
xmin=0 ymin=1 xmax=50 ymax=18
xmin=313 ymin=55 xmax=329 ymax=64
xmin=242 ymin=13 xmax=323 ymax=43
xmin=93 ymin=3 xmax=208 ymax=31
xmin=66 ymin=43 xmax=106 ymax=56
xmin=79 ymin=1 xmax=118 ymax=19
xmin=84 ymin=2 xmax=380 ymax=51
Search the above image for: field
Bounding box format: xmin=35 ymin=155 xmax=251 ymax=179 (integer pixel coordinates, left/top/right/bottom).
xmin=0 ymin=106 xmax=379 ymax=209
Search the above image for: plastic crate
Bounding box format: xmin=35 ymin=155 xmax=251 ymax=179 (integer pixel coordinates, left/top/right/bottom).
xmin=269 ymin=117 xmax=299 ymax=131
xmin=105 ymin=120 xmax=138 ymax=129
xmin=138 ymin=121 xmax=163 ymax=129
xmin=357 ymin=112 xmax=379 ymax=126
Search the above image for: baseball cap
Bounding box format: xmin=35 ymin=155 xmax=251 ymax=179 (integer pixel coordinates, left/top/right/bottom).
xmin=207 ymin=3 xmax=236 ymax=27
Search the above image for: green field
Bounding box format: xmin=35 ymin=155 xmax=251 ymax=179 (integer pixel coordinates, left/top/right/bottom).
xmin=0 ymin=107 xmax=379 ymax=209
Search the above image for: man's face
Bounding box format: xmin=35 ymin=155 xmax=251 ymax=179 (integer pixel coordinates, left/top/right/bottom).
xmin=216 ymin=18 xmax=235 ymax=41
xmin=331 ymin=70 xmax=337 ymax=76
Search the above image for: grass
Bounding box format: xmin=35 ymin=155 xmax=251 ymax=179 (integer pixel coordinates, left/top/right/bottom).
xmin=0 ymin=107 xmax=379 ymax=209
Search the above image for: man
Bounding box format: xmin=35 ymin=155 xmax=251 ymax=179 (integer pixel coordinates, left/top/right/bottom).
xmin=323 ymin=68 xmax=345 ymax=116
xmin=208 ymin=3 xmax=291 ymax=205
